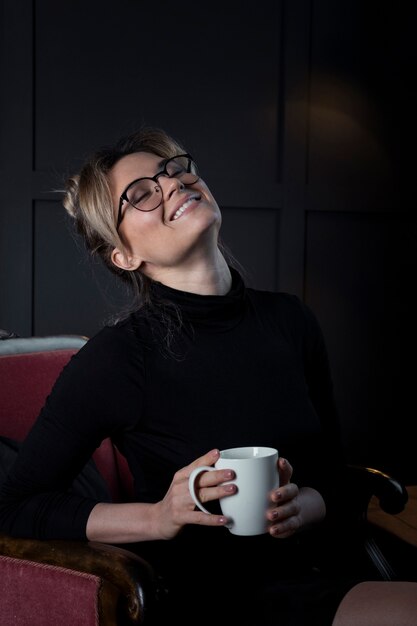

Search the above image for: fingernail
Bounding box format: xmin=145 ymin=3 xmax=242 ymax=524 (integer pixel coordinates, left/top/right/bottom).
xmin=274 ymin=491 xmax=281 ymax=501
xmin=225 ymin=484 xmax=235 ymax=492
xmin=219 ymin=517 xmax=228 ymax=524
xmin=224 ymin=470 xmax=234 ymax=479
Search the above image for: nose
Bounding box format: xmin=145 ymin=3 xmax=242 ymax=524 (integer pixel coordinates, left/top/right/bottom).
xmin=157 ymin=175 xmax=184 ymax=200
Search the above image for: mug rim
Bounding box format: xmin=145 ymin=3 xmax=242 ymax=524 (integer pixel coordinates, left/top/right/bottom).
xmin=219 ymin=446 xmax=278 ymax=460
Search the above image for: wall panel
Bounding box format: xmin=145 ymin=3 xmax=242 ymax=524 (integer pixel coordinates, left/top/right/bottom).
xmin=25 ymin=0 xmax=285 ymax=337
xmin=34 ymin=0 xmax=283 ymax=197
xmin=1 ymin=0 xmax=415 ymax=482
xmin=0 ymin=0 xmax=34 ymax=335
xmin=220 ymin=207 xmax=280 ymax=291
xmin=305 ymin=209 xmax=416 ymax=479
xmin=33 ymin=201 xmax=131 ymax=336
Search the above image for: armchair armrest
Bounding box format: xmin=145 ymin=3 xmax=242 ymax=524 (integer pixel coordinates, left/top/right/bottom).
xmin=0 ymin=533 xmax=165 ymax=625
xmin=344 ymin=465 xmax=411 ymax=581
xmin=346 ymin=464 xmax=408 ymax=520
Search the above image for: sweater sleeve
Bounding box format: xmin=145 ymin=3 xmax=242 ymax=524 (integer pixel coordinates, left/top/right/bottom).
xmin=301 ymin=302 xmax=343 ymax=452
xmin=0 ymin=320 xmax=145 ymax=540
xmin=297 ymin=299 xmax=351 ymax=525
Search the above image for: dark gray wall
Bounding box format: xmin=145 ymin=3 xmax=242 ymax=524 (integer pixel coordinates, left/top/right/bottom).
xmin=0 ymin=0 xmax=415 ymax=482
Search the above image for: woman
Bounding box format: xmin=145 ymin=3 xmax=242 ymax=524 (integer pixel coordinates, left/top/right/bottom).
xmin=0 ymin=127 xmax=416 ymax=625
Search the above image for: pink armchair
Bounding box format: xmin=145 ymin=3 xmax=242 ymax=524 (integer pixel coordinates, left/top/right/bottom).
xmin=0 ymin=335 xmax=161 ymax=625
xmin=0 ymin=333 xmax=414 ymax=625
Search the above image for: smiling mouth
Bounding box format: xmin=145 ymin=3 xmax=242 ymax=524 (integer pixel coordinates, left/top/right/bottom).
xmin=171 ymin=194 xmax=201 ymax=221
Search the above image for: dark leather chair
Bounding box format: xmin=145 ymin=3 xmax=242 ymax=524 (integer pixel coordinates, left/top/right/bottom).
xmin=0 ymin=334 xmax=162 ymax=625
xmin=0 ymin=333 xmax=414 ymax=624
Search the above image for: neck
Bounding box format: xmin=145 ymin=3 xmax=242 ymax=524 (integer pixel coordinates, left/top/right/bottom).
xmin=145 ymin=249 xmax=232 ymax=296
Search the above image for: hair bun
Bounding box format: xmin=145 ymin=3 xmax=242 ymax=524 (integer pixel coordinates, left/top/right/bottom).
xmin=63 ymin=175 xmax=80 ymax=218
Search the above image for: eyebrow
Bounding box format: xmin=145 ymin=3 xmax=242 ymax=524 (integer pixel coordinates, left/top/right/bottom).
xmin=133 ymin=157 xmax=168 ymax=180
xmin=156 ymin=157 xmax=167 ymax=169
xmin=119 ymin=157 xmax=169 ymax=198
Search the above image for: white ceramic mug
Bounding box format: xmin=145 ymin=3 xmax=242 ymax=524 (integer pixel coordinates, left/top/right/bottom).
xmin=188 ymin=446 xmax=279 ymax=536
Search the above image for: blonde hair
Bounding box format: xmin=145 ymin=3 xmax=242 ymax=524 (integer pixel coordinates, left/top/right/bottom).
xmin=63 ymin=126 xmax=186 ymax=303
xmin=63 ymin=125 xmax=243 ymax=330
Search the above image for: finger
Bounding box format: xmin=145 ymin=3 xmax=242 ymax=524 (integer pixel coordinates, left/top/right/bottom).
xmin=186 ymin=510 xmax=230 ymax=527
xmin=278 ymin=457 xmax=293 ymax=485
xmin=270 ymin=482 xmax=299 ymax=505
xmin=197 ymin=480 xmax=237 ymax=505
xmin=269 ymin=514 xmax=301 ymax=538
xmin=194 ymin=468 xmax=235 ymax=489
xmin=182 ymin=449 xmax=220 ymax=477
xmin=267 ymin=494 xmax=300 ymax=520
xmin=267 ymin=492 xmax=302 ymax=537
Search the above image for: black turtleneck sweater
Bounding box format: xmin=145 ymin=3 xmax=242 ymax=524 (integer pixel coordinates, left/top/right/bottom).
xmin=0 ymin=269 xmax=354 ymax=625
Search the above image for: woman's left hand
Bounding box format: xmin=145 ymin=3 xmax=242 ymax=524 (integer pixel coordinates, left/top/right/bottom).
xmin=266 ymin=457 xmax=326 ymax=539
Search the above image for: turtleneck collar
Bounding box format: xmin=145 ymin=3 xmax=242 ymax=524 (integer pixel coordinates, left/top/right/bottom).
xmin=149 ymin=266 xmax=247 ymax=332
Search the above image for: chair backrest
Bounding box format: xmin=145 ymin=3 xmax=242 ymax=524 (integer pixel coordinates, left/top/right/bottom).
xmin=0 ymin=336 xmax=88 ymax=440
xmin=0 ymin=335 xmax=134 ymax=501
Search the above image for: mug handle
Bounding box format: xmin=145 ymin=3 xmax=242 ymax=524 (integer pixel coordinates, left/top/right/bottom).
xmin=188 ymin=465 xmax=215 ymax=514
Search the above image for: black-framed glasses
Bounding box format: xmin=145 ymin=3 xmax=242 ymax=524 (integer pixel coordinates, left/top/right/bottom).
xmin=116 ymin=153 xmax=200 ymax=229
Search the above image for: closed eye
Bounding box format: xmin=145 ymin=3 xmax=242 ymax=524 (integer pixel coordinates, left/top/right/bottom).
xmin=130 ymin=189 xmax=151 ymax=206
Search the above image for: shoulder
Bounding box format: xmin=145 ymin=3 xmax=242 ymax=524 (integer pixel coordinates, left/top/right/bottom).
xmin=247 ymin=286 xmax=317 ymax=326
xmin=57 ymin=311 xmax=151 ymax=384
xmin=245 ymin=286 xmax=326 ymax=351
xmin=44 ymin=312 xmax=148 ymax=426
xmin=75 ymin=311 xmax=148 ymax=360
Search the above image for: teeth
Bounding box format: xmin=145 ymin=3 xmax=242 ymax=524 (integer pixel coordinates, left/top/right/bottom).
xmin=172 ymin=197 xmax=196 ymax=220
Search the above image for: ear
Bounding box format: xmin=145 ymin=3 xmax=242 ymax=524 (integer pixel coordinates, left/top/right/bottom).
xmin=111 ymin=247 xmax=142 ymax=271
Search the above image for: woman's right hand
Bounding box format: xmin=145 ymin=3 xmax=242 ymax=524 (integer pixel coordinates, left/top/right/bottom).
xmin=153 ymin=448 xmax=236 ymax=539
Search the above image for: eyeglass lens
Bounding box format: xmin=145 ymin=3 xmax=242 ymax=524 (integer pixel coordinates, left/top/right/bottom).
xmin=126 ymin=155 xmax=199 ymax=212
